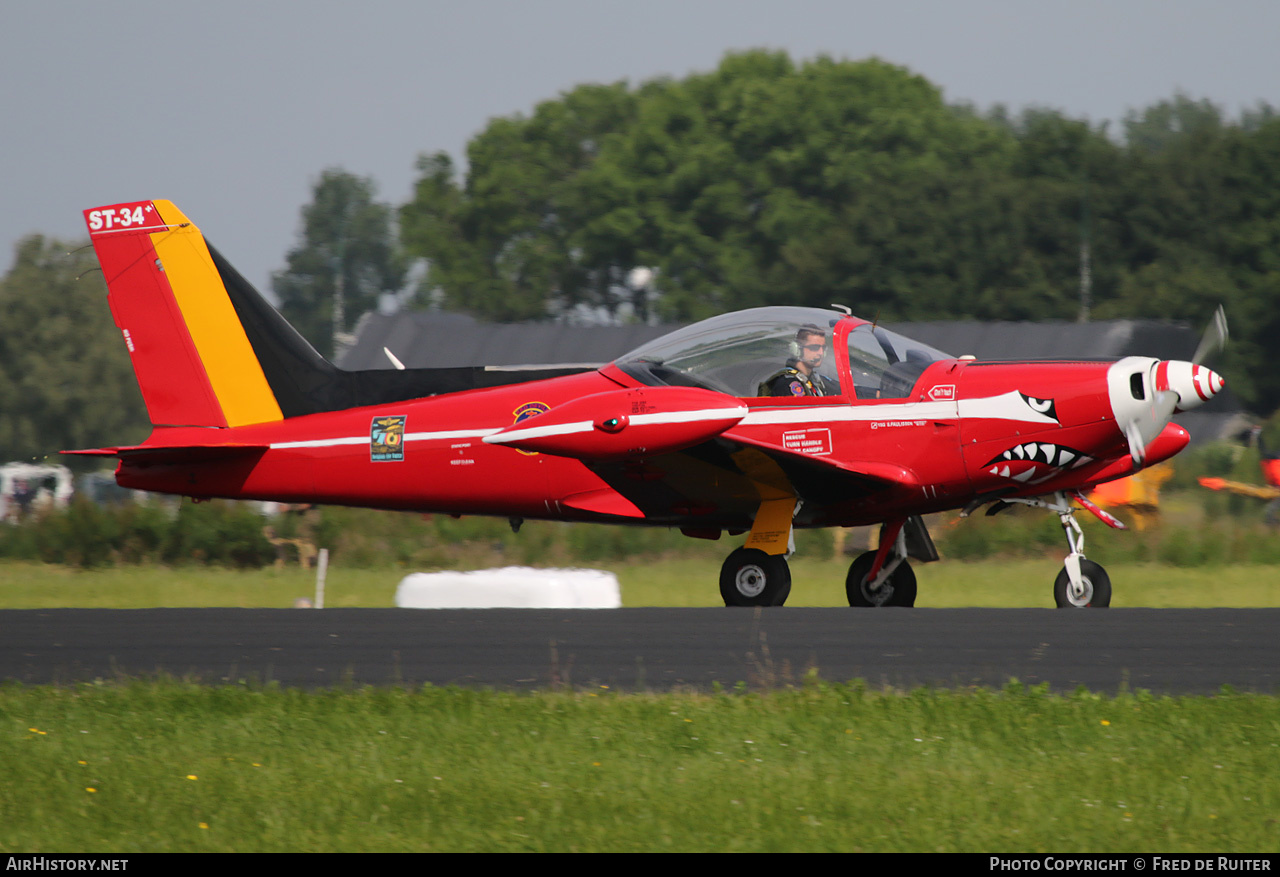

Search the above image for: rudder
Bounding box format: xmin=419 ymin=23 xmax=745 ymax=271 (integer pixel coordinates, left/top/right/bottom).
xmin=85 ymin=200 xmax=284 ymax=428
xmin=85 ymin=199 xmax=602 ymax=428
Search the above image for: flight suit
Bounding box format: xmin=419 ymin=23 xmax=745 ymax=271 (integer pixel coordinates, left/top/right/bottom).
xmin=762 ymin=363 xmax=828 ymax=397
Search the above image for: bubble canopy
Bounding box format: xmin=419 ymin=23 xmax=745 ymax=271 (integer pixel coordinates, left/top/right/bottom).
xmin=613 ymin=306 xmax=953 ymax=400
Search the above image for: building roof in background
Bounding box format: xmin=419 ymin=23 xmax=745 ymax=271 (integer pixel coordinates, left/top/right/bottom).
xmin=900 ymin=320 xmax=1204 ymax=363
xmin=341 ymin=311 xmax=673 ymax=371
xmin=342 ymin=311 xmax=1214 ymax=370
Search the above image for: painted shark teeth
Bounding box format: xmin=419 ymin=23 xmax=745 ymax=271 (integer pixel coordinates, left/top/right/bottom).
xmin=984 ymin=443 xmax=1092 ymax=471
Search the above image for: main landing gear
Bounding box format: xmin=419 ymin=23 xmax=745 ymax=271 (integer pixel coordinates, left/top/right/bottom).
xmin=719 ymin=547 xmax=792 ymax=606
xmin=718 ymin=516 xmax=937 ymax=608
xmin=976 ymin=491 xmax=1115 ymax=608
xmin=846 ymin=550 xmax=916 ymax=606
xmin=844 ymin=516 xmax=936 ymax=607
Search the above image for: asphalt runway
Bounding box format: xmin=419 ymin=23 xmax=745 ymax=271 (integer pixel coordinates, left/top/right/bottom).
xmin=2 ymin=607 xmax=1278 ymax=694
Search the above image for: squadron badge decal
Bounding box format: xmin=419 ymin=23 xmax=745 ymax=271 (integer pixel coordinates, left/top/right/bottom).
xmin=370 ymin=415 xmax=406 ymax=461
xmin=512 ymin=402 xmax=550 ymax=456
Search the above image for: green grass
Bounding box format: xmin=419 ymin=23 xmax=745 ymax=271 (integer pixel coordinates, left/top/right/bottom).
xmin=2 ymin=539 xmax=1276 ymax=852
xmin=0 ymin=562 xmax=391 ymax=609
xmin=2 ymin=682 xmax=1277 ymax=852
xmin=2 ymin=556 xmax=1275 ymax=609
xmin=617 ymin=557 xmax=1280 ymax=608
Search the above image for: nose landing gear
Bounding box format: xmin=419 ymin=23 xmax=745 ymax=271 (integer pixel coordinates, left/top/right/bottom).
xmin=980 ymin=491 xmax=1116 ymax=608
xmin=1053 ymin=558 xmax=1111 ymax=608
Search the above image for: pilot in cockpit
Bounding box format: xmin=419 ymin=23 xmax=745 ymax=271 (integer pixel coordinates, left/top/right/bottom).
xmin=760 ymin=325 xmax=837 ymax=397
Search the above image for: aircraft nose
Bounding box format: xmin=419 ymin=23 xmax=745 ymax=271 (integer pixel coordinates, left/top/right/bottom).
xmin=1154 ymin=360 xmax=1224 ymax=411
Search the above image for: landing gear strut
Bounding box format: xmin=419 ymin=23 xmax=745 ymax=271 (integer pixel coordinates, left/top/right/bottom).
xmin=846 ymin=518 xmax=918 ymax=607
xmin=985 ymin=491 xmax=1114 ymax=608
xmin=846 ymin=551 xmax=917 ymax=606
xmin=1051 ymin=492 xmax=1114 ymax=608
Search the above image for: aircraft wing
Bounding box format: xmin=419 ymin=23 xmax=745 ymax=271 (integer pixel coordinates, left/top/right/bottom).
xmin=718 ymin=428 xmax=922 ymax=489
xmin=483 ymin=387 xmax=916 ymax=525
xmin=483 ymin=386 xmax=749 ymax=460
xmin=565 ymin=431 xmax=919 ymax=529
xmin=483 ymin=387 xmax=915 ymax=485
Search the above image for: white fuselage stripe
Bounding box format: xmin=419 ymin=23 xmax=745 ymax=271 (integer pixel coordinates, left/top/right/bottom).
xmin=267 ymin=393 xmax=1053 ymax=451
xmin=271 ymin=428 xmax=501 ymax=450
xmin=484 ymin=406 xmax=749 ymax=445
xmin=741 ymin=391 xmax=1057 ymax=426
xmin=632 ymin=406 xmax=748 ymax=426
xmin=485 ymin=421 xmax=592 ymax=443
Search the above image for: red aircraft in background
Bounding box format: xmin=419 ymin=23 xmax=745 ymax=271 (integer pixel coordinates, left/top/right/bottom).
xmin=69 ymin=200 xmax=1227 ymax=608
xmin=1198 ymin=425 xmax=1280 ymax=525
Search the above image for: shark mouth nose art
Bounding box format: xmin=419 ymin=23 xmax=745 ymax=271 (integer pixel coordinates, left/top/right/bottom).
xmin=983 ymin=442 xmax=1094 ymax=483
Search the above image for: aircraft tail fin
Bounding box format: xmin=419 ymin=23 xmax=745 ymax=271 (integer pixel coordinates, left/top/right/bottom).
xmin=85 ymin=200 xmax=602 ymax=433
xmin=84 ymin=200 xmax=338 ymax=429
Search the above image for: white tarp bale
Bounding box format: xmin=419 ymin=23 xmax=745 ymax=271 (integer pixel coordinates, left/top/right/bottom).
xmin=394 ymin=567 xmax=621 ymax=609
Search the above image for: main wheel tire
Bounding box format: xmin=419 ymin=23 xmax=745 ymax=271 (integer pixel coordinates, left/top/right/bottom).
xmin=846 ymin=551 xmax=917 ymax=607
xmin=720 ymin=548 xmax=791 ymax=606
xmin=1053 ymin=559 xmax=1112 ymax=608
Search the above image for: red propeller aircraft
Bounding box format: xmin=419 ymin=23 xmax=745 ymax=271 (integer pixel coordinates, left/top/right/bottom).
xmin=70 ymin=200 xmax=1227 ymax=608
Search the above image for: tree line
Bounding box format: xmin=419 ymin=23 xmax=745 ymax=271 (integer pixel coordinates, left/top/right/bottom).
xmin=3 ymin=50 xmax=1278 ymax=462
xmin=398 ymin=51 xmax=1277 ymax=408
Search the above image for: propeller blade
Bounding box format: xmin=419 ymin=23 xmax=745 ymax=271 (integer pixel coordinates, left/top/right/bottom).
xmin=1125 ymin=389 xmax=1179 ymax=466
xmin=1191 ymin=305 xmax=1228 ymax=366
xmin=1125 ymin=420 xmax=1147 ymax=467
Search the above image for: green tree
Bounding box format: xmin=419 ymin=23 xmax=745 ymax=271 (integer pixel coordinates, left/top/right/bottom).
xmin=1123 ymin=93 xmax=1225 ymax=154
xmin=272 ymin=169 xmax=406 ymax=358
xmin=579 ymin=52 xmax=1020 ymax=321
xmin=400 ymin=81 xmax=638 ymax=322
xmin=403 ymin=52 xmax=1029 ymax=324
xmin=0 ymin=235 xmax=147 ymax=463
xmin=1093 ymin=101 xmax=1280 ymax=411
xmin=396 ymin=53 xmax=1280 ymax=414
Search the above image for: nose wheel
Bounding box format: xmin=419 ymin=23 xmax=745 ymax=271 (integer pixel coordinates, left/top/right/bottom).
xmin=1051 ymin=494 xmax=1114 ymax=608
xmin=975 ymin=491 xmax=1114 ymax=608
xmin=1054 ymin=558 xmax=1112 ymax=608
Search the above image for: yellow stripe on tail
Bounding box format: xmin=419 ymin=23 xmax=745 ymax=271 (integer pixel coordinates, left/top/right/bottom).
xmin=148 ymin=201 xmax=283 ymax=427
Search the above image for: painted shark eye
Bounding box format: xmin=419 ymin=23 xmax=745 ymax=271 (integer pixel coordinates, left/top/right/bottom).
xmin=1019 ymin=393 xmax=1058 ymax=421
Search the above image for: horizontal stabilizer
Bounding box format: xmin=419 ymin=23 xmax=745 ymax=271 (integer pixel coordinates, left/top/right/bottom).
xmin=62 ymin=442 xmax=268 ymax=464
xmin=485 ymin=386 xmax=747 ymax=460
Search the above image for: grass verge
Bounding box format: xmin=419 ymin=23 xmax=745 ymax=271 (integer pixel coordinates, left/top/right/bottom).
xmin=2 ymin=681 xmax=1277 ymax=852
xmin=2 ymin=558 xmax=1274 ymax=609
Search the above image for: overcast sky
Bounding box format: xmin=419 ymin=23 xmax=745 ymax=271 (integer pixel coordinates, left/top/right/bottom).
xmin=3 ymin=0 xmax=1277 ymax=296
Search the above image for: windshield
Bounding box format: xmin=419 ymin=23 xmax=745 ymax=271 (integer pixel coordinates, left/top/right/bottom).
xmin=615 ymin=307 xmax=954 ymax=399
xmin=847 ymin=324 xmax=952 ymax=399
xmin=615 ymin=307 xmax=845 ymax=397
